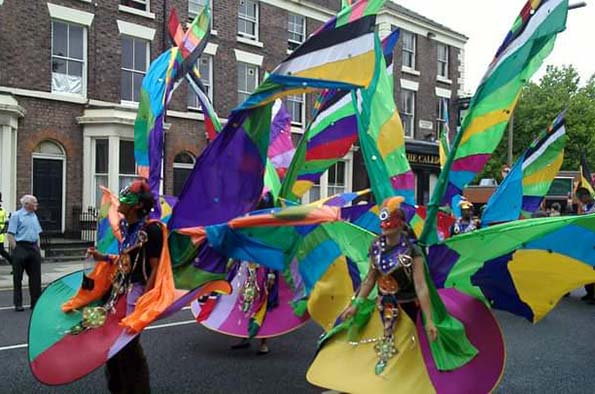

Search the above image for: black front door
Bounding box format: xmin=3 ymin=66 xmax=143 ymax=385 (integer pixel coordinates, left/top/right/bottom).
xmin=33 ymin=158 xmax=63 ymax=233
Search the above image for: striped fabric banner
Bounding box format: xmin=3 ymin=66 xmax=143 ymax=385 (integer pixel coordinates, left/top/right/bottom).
xmin=481 ymin=111 xmax=566 ymax=226
xmin=235 ymin=0 xmax=385 ymax=111
xmin=421 ymin=0 xmax=568 ymax=246
xmin=355 ymin=29 xmax=415 ymax=204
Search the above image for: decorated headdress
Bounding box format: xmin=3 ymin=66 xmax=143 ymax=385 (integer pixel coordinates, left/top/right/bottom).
xmin=119 ymin=178 xmax=154 ymax=215
xmin=379 ymin=196 xmax=405 ymax=230
xmin=458 ymin=199 xmax=474 ymax=210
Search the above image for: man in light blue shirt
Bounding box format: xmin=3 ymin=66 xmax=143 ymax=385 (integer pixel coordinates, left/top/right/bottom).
xmin=7 ymin=194 xmax=43 ymax=311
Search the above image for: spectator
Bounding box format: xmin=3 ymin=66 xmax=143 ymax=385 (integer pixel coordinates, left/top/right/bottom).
xmin=549 ymin=202 xmax=562 ymax=217
xmin=576 ymin=187 xmax=595 ymax=304
xmin=7 ymin=194 xmax=42 ymax=312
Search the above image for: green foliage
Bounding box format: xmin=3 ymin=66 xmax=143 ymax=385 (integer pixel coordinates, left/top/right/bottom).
xmin=478 ymin=65 xmax=595 ymax=181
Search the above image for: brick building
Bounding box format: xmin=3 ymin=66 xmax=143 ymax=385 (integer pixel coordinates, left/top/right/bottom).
xmin=0 ymin=0 xmax=466 ymax=236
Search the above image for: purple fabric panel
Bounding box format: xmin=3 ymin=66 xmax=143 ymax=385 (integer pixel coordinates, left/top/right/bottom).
xmin=168 ymin=111 xmax=265 ymax=229
xmin=427 ymin=244 xmax=460 ymax=288
xmin=390 ymin=171 xmax=415 ymax=190
xmin=107 ymin=285 xmax=144 ymax=358
xmin=521 ymin=195 xmax=543 ymax=213
xmin=451 ymin=154 xmax=491 ymax=172
xmin=400 ymin=202 xmax=417 ymax=223
xmin=192 ymin=244 xmax=227 ymax=274
xmin=307 ymin=116 xmax=357 ymax=150
xmin=441 ymin=182 xmax=463 ymax=207
xmin=148 ymin=114 xmax=165 ymax=219
xmin=417 ymin=288 xmax=505 ymax=394
xmin=341 ymin=203 xmax=376 ymax=223
xmin=159 ymin=285 xmax=206 ymax=319
xmin=270 ymin=103 xmax=291 ymax=141
xmin=297 ymin=173 xmax=320 ymax=182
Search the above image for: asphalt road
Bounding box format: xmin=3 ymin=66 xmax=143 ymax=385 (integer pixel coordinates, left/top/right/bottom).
xmin=0 ymin=288 xmax=594 ymax=394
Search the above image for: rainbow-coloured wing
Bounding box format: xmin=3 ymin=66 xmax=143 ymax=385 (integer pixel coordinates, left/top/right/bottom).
xmin=429 ymin=213 xmax=595 ymax=323
xmin=421 ymin=0 xmax=568 ymax=246
xmin=482 ymin=111 xmax=566 ymax=226
xmin=356 ymin=28 xmax=415 ymax=204
xmin=280 ymin=88 xmax=358 ymax=201
xmin=96 ymin=186 xmax=122 ymax=254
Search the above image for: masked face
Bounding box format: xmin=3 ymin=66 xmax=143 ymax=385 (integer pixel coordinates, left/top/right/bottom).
xmin=379 ymin=207 xmax=403 ymax=231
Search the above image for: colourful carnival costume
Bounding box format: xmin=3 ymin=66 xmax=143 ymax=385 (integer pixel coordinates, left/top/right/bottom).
xmin=307 ymin=197 xmax=505 ymax=394
xmin=192 ymin=259 xmax=308 ymax=339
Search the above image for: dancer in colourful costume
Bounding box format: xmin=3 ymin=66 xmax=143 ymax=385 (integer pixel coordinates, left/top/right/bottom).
xmin=307 ymin=196 xmax=506 ymax=394
xmin=339 ymin=196 xmax=438 ymax=371
xmin=85 ymin=178 xmax=162 ymax=393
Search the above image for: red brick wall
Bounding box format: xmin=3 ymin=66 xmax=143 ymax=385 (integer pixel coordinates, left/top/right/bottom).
xmin=15 ymin=97 xmax=83 ymax=230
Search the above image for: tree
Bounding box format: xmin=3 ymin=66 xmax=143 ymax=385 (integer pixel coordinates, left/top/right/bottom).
xmin=477 ymin=65 xmax=595 ymax=181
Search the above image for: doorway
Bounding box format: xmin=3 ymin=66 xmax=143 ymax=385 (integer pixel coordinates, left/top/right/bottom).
xmin=32 ymin=141 xmax=65 ymax=233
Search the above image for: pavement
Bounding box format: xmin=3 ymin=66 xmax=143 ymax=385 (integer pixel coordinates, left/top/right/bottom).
xmin=0 ymin=259 xmax=86 ymax=290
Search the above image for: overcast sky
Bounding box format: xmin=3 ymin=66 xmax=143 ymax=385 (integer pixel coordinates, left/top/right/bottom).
xmin=393 ymin=0 xmax=595 ymax=94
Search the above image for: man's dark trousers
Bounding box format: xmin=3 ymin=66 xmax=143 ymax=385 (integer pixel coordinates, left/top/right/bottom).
xmin=12 ymin=242 xmax=41 ymax=308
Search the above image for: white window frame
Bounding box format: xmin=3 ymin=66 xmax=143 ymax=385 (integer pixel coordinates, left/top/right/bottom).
xmin=436 ymin=97 xmax=449 ymax=137
xmin=400 ymin=89 xmax=415 ymax=138
xmin=238 ymin=0 xmax=259 ymax=41
xmin=402 ymin=31 xmax=416 ymax=70
xmin=303 ymin=153 xmax=353 ymax=204
xmin=173 ymin=152 xmax=196 ymax=196
xmin=92 ymin=138 xmax=109 ymax=208
xmin=188 ymin=55 xmax=214 ymax=110
xmin=437 ymin=42 xmax=449 ymax=79
xmin=286 ymin=94 xmax=305 ymax=126
xmin=237 ymin=62 xmax=259 ymax=105
xmin=119 ymin=0 xmax=155 ymax=19
xmin=51 ymin=20 xmax=87 ymax=98
xmin=288 ymin=13 xmax=306 ymax=51
xmin=120 ymin=35 xmax=150 ymax=105
xmin=118 ymin=139 xmax=137 ymax=192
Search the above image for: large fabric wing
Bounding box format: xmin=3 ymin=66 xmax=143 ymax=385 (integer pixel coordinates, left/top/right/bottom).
xmin=421 ymin=0 xmax=569 ymax=246
xmin=428 ymin=213 xmax=595 ymax=323
xmin=482 ymin=111 xmax=566 ymax=226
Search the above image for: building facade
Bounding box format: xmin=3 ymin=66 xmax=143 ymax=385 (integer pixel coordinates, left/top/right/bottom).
xmin=0 ymin=0 xmax=466 ymax=235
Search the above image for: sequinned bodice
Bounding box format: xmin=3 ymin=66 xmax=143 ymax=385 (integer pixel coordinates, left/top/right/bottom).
xmin=370 ymin=235 xmax=416 ymax=299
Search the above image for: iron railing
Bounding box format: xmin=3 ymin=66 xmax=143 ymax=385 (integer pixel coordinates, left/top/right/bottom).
xmin=70 ymin=206 xmax=98 ymax=242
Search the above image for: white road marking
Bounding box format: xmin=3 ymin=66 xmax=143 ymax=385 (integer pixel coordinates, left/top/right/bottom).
xmin=0 ymin=319 xmax=197 ymax=352
xmin=145 ymin=319 xmax=196 ymax=330
xmin=0 ymin=305 xmax=29 ymax=311
xmin=0 ymin=344 xmax=27 ymax=351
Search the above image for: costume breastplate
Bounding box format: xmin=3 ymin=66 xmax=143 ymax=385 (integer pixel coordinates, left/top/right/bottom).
xmin=370 ymin=236 xmax=415 ymax=297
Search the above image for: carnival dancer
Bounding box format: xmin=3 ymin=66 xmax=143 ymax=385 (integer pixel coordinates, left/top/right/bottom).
xmin=86 ymin=178 xmax=163 ymax=393
xmin=451 ymin=199 xmax=479 ymax=235
xmin=576 ymin=187 xmax=595 ymax=304
xmin=195 ymin=193 xmax=296 ymax=355
xmin=307 ymin=197 xmax=492 ymax=394
xmin=228 ymin=261 xmax=279 ymax=354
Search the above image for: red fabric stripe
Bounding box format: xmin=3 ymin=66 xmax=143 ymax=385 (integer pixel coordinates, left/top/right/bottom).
xmin=305 ymin=136 xmax=357 ymax=161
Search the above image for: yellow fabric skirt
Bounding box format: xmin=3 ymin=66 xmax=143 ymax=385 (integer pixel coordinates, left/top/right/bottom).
xmin=307 ymin=308 xmax=436 ymax=394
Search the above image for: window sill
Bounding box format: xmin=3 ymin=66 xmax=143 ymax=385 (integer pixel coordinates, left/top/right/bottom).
xmin=118 ymin=5 xmax=156 ymax=20
xmin=401 ymin=66 xmax=420 ymax=76
xmin=236 ymin=36 xmax=264 ymax=48
xmin=291 ymin=125 xmax=305 ymax=134
xmin=437 ymin=76 xmax=452 ymax=85
xmin=119 ymin=100 xmax=139 ymax=109
xmin=287 ymin=49 xmax=293 ymax=55
xmin=50 ymin=90 xmax=87 ymax=103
